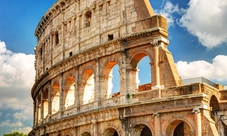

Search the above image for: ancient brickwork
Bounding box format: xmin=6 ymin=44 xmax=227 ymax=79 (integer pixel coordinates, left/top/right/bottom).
xmin=30 ymin=0 xmax=227 ymax=136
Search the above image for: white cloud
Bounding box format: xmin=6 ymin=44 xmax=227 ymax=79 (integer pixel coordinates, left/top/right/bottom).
xmin=155 ymin=1 xmax=185 ymax=26
xmin=176 ymin=55 xmax=227 ymax=83
xmin=179 ymin=0 xmax=227 ymax=48
xmin=0 ymin=40 xmax=34 ymax=133
xmin=0 ymin=41 xmax=35 ymax=87
xmin=13 ymin=112 xmax=29 ymax=121
xmin=0 ymin=120 xmax=23 ymax=127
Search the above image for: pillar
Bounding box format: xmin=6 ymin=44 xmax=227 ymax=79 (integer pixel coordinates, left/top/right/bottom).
xmin=153 ymin=113 xmax=161 ymax=136
xmin=48 ymin=81 xmax=52 ymax=118
xmin=41 ymin=87 xmax=44 ymax=122
xmin=193 ymin=107 xmax=202 ymax=136
xmin=120 ymin=50 xmax=128 ymax=103
xmin=59 ymin=73 xmax=64 ymax=117
xmin=94 ymin=59 xmax=100 ymax=108
xmin=75 ymin=66 xmax=80 ymax=112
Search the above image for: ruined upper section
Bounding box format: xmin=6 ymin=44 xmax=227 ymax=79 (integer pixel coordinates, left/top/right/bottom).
xmin=34 ymin=0 xmax=168 ymax=80
xmin=35 ymin=0 xmax=156 ymax=39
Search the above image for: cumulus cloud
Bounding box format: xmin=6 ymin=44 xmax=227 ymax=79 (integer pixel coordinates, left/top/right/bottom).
xmin=0 ymin=40 xmax=35 ymax=133
xmin=0 ymin=41 xmax=35 ymax=87
xmin=0 ymin=120 xmax=23 ymax=127
xmin=0 ymin=41 xmax=35 ymax=109
xmin=155 ymin=1 xmax=186 ymax=26
xmin=176 ymin=55 xmax=227 ymax=83
xmin=13 ymin=112 xmax=29 ymax=121
xmin=179 ymin=0 xmax=227 ymax=48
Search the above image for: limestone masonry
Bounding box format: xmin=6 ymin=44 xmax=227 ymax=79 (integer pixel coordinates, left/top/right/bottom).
xmin=29 ymin=0 xmax=227 ymax=135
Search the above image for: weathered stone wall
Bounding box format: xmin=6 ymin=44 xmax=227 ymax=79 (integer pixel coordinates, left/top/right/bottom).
xmin=30 ymin=0 xmax=227 ymax=135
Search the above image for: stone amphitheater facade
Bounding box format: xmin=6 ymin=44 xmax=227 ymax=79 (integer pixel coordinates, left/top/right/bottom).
xmin=30 ymin=0 xmax=227 ymax=136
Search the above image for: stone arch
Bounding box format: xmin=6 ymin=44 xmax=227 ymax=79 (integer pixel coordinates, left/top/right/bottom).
xmin=81 ymin=67 xmax=95 ymax=104
xmin=43 ymin=87 xmax=49 ymax=118
xmin=102 ymin=59 xmax=121 ymax=99
xmin=103 ymin=127 xmax=119 ymax=136
xmin=131 ymin=123 xmax=153 ymax=136
xmin=81 ymin=131 xmax=92 ymax=136
xmin=129 ymin=51 xmax=153 ymax=92
xmin=37 ymin=93 xmax=42 ymax=123
xmin=52 ymin=81 xmax=60 ymax=114
xmin=165 ymin=119 xmax=193 ymax=136
xmin=210 ymin=95 xmax=220 ymax=120
xmin=64 ymin=75 xmax=75 ymax=109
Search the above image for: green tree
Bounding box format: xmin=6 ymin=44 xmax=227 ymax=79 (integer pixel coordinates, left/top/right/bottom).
xmin=3 ymin=131 xmax=28 ymax=136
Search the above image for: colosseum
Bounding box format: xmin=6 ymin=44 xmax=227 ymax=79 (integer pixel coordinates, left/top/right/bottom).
xmin=29 ymin=0 xmax=227 ymax=135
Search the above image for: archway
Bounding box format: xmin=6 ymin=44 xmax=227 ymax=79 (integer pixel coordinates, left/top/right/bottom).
xmin=130 ymin=53 xmax=152 ymax=92
xmin=81 ymin=132 xmax=91 ymax=136
xmin=52 ymin=82 xmax=60 ymax=114
xmin=103 ymin=128 xmax=119 ymax=136
xmin=166 ymin=120 xmax=192 ymax=136
xmin=103 ymin=61 xmax=120 ymax=99
xmin=138 ymin=56 xmax=152 ymax=92
xmin=210 ymin=95 xmax=220 ymax=120
xmin=37 ymin=94 xmax=41 ymax=123
xmin=64 ymin=75 xmax=75 ymax=109
xmin=82 ymin=68 xmax=94 ymax=104
xmin=43 ymin=89 xmax=49 ymax=118
xmin=131 ymin=124 xmax=153 ymax=136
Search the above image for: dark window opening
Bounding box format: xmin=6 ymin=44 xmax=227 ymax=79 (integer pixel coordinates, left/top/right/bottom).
xmin=69 ymin=52 xmax=73 ymax=57
xmin=108 ymin=34 xmax=114 ymax=41
xmin=85 ymin=12 xmax=92 ymax=28
xmin=55 ymin=32 xmax=59 ymax=45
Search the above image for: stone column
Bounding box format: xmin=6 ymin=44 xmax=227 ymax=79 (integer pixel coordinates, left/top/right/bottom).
xmin=94 ymin=59 xmax=100 ymax=108
xmin=75 ymin=66 xmax=80 ymax=112
xmin=153 ymin=113 xmax=161 ymax=136
xmin=41 ymin=88 xmax=44 ymax=122
xmin=192 ymin=106 xmax=202 ymax=136
xmin=48 ymin=81 xmax=52 ymax=118
xmin=120 ymin=50 xmax=128 ymax=103
xmin=92 ymin=121 xmax=98 ymax=136
xmin=35 ymin=97 xmax=39 ymax=125
xmin=152 ymin=41 xmax=160 ymax=89
xmin=59 ymin=73 xmax=64 ymax=117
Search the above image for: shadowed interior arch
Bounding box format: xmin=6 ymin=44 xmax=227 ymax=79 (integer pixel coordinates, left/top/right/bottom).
xmin=64 ymin=75 xmax=75 ymax=109
xmin=82 ymin=68 xmax=94 ymax=104
xmin=52 ymin=82 xmax=60 ymax=114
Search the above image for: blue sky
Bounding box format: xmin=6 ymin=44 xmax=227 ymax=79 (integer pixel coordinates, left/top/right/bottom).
xmin=0 ymin=0 xmax=227 ymax=135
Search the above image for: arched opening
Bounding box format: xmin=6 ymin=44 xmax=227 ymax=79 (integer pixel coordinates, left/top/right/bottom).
xmin=130 ymin=53 xmax=152 ymax=92
xmin=166 ymin=120 xmax=192 ymax=136
xmin=103 ymin=61 xmax=120 ymax=99
xmin=103 ymin=128 xmax=119 ymax=136
xmin=131 ymin=124 xmax=152 ymax=136
xmin=81 ymin=132 xmax=91 ymax=136
xmin=37 ymin=94 xmax=41 ymax=123
xmin=64 ymin=76 xmax=75 ymax=109
xmin=210 ymin=95 xmax=220 ymax=120
xmin=52 ymin=82 xmax=60 ymax=114
xmin=83 ymin=68 xmax=94 ymax=104
xmin=138 ymin=56 xmax=152 ymax=92
xmin=174 ymin=122 xmax=191 ymax=136
xmin=141 ymin=126 xmax=152 ymax=136
xmin=43 ymin=89 xmax=49 ymax=118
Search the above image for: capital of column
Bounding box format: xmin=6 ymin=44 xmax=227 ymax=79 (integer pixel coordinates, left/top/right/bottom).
xmin=151 ymin=36 xmax=169 ymax=48
xmin=192 ymin=105 xmax=204 ymax=114
xmin=153 ymin=113 xmax=160 ymax=117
